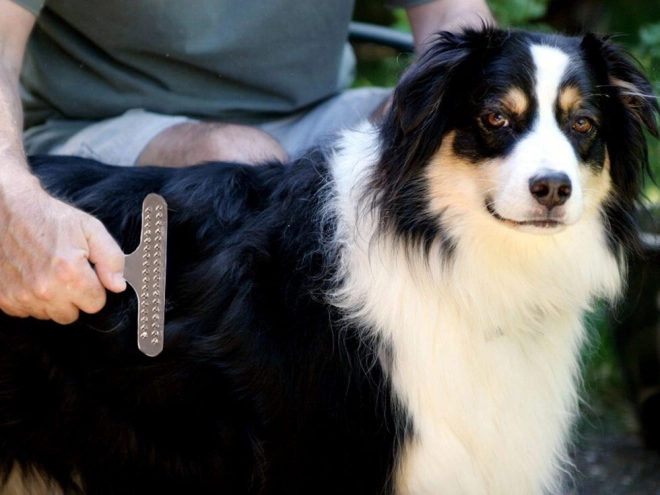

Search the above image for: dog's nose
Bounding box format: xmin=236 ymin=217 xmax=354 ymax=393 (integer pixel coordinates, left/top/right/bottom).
xmin=528 ymin=172 xmax=572 ymax=209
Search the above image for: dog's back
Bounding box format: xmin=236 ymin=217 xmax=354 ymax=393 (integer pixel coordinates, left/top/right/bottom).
xmin=0 ymin=155 xmax=401 ymax=494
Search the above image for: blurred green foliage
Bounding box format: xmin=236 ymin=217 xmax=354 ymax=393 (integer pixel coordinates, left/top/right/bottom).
xmin=628 ymin=19 xmax=660 ymax=196
xmin=489 ymin=0 xmax=547 ymax=27
xmin=637 ymin=22 xmax=660 ymax=79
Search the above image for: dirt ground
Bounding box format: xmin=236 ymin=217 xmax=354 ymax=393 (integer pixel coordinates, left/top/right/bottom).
xmin=565 ymin=390 xmax=660 ymax=495
xmin=569 ymin=432 xmax=660 ymax=494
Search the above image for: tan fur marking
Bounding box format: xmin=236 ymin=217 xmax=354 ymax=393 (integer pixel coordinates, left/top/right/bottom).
xmin=610 ymin=77 xmax=652 ymax=121
xmin=425 ymin=131 xmax=496 ymax=219
xmin=1 ymin=464 xmax=64 ymax=495
xmin=581 ymin=151 xmax=612 ymax=215
xmin=501 ymin=88 xmax=529 ymax=115
xmin=558 ymin=86 xmax=583 ymax=114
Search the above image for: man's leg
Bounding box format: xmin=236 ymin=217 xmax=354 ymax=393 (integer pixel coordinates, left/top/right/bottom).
xmin=25 ymin=109 xmax=292 ymax=167
xmin=136 ymin=87 xmax=391 ymax=166
xmin=258 ymin=87 xmax=391 ymax=158
xmin=28 ymin=109 xmax=287 ymax=167
xmin=136 ymin=121 xmax=288 ymax=167
xmin=24 ymin=87 xmax=391 ymax=167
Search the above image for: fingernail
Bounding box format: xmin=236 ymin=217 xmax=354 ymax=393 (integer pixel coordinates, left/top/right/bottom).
xmin=114 ymin=273 xmax=127 ymax=290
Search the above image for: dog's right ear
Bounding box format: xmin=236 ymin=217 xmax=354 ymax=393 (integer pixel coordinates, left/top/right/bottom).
xmin=389 ymin=30 xmax=489 ymax=140
xmin=392 ymin=31 xmax=475 ymax=135
xmin=376 ymin=28 xmax=495 ymax=191
xmin=369 ymin=28 xmax=496 ymax=247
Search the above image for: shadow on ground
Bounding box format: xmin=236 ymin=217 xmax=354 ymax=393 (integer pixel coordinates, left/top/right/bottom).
xmin=570 ymin=432 xmax=660 ymax=494
xmin=568 ymin=378 xmax=660 ymax=494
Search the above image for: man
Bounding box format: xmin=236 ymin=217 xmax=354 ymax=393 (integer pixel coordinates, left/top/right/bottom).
xmin=0 ymin=0 xmax=493 ymax=324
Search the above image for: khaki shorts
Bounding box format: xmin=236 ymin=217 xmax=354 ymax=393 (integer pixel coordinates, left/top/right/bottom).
xmin=23 ymin=87 xmax=391 ymax=166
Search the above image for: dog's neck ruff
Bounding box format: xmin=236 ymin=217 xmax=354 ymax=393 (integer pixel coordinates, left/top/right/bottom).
xmin=328 ymin=124 xmax=622 ymax=494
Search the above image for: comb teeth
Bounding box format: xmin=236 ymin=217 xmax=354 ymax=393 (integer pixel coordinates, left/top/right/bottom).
xmin=124 ymin=194 xmax=168 ymax=357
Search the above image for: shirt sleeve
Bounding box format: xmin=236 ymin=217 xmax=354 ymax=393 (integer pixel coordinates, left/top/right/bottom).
xmin=10 ymin=0 xmax=45 ymax=16
xmin=385 ymin=0 xmax=436 ymax=9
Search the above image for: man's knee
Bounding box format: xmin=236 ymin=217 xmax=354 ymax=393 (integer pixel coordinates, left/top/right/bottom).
xmin=137 ymin=122 xmax=288 ymax=167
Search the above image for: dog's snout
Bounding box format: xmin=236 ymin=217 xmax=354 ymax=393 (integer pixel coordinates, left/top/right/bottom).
xmin=528 ymin=172 xmax=572 ymax=209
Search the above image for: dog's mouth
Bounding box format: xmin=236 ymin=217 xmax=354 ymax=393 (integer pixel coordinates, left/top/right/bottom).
xmin=485 ymin=201 xmax=564 ymax=229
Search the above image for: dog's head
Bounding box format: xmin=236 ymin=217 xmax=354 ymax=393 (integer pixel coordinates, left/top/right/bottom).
xmin=374 ymin=28 xmax=659 ymax=253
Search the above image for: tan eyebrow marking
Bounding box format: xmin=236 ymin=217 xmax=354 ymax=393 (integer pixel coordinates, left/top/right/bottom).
xmin=500 ymin=88 xmax=529 ymax=115
xmin=558 ymin=85 xmax=583 ymax=113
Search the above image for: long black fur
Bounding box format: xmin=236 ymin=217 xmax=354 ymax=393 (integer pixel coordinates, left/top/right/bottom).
xmin=0 ymin=154 xmax=402 ymax=494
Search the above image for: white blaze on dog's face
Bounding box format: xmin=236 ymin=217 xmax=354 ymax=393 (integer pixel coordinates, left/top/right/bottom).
xmin=492 ymin=46 xmax=583 ymax=233
xmin=481 ymin=44 xmax=611 ymax=234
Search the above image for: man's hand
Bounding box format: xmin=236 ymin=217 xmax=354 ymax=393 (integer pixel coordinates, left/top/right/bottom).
xmin=0 ymin=0 xmax=125 ymax=324
xmin=0 ymin=178 xmax=126 ymax=324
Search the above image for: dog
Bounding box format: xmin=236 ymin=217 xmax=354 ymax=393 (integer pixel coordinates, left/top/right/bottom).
xmin=0 ymin=28 xmax=658 ymax=494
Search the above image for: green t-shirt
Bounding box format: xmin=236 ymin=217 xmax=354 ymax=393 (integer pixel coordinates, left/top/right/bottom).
xmin=16 ymin=0 xmax=425 ymax=129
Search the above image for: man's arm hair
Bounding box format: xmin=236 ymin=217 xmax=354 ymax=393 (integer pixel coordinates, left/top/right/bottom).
xmin=0 ymin=0 xmax=126 ymax=324
xmin=0 ymin=0 xmax=36 ymax=167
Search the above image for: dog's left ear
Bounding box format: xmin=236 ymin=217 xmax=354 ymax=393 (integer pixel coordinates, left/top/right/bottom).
xmin=581 ymin=33 xmax=659 ymax=204
xmin=581 ymin=34 xmax=659 ymax=251
xmin=581 ymin=33 xmax=659 ymax=138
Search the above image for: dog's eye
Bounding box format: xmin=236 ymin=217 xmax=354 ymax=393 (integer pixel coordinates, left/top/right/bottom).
xmin=483 ymin=112 xmax=510 ymax=129
xmin=572 ymin=116 xmax=594 ymax=134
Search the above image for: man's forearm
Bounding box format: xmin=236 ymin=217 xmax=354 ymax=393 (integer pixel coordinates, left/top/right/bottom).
xmin=407 ymin=0 xmax=495 ymax=54
xmin=0 ymin=61 xmax=32 ymax=177
xmin=0 ymin=0 xmax=38 ymax=181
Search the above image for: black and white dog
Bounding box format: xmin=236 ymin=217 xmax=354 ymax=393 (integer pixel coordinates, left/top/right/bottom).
xmin=1 ymin=28 xmax=658 ymax=494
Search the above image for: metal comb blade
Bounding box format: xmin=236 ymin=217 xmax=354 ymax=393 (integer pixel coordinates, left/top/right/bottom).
xmin=124 ymin=193 xmax=168 ymax=357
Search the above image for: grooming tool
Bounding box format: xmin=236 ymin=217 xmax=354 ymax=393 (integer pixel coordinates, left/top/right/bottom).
xmin=124 ymin=193 xmax=168 ymax=357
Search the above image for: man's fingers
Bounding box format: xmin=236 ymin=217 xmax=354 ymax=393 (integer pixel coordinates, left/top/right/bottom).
xmin=0 ymin=304 xmax=30 ymax=318
xmin=0 ymin=184 xmax=124 ymax=321
xmin=1 ymin=281 xmax=82 ymax=322
xmin=68 ymin=259 xmax=108 ymax=315
xmin=84 ymin=218 xmax=126 ymax=293
xmin=44 ymin=301 xmax=80 ymax=325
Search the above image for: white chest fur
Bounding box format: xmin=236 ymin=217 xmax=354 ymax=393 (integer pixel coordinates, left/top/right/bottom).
xmin=329 ymin=127 xmax=622 ymax=494
xmin=388 ymin=274 xmax=586 ymax=495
